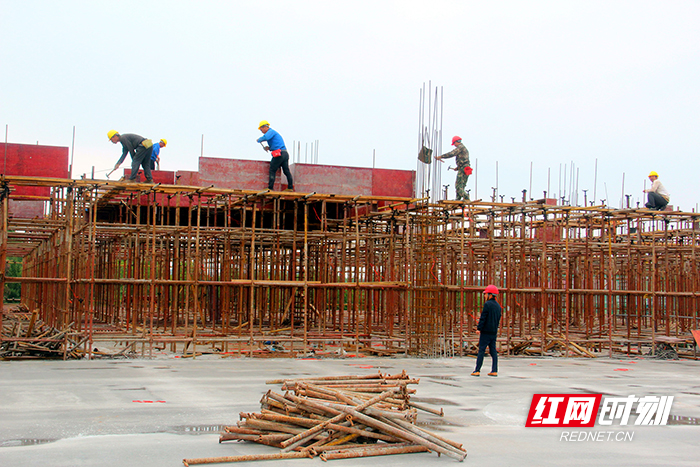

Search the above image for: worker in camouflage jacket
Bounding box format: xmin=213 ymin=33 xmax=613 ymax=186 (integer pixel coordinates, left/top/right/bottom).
xmin=435 ymin=136 xmax=471 ymax=201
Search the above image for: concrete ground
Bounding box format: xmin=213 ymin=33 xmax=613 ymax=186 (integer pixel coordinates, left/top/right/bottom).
xmin=1 ymin=355 xmax=699 ymax=466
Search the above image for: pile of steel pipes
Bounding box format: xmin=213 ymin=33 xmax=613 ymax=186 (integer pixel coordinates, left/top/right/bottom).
xmin=182 ymin=372 xmax=466 ymax=465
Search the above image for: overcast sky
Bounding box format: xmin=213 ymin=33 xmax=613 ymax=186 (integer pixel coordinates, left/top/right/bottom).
xmin=2 ymin=1 xmax=699 ymax=210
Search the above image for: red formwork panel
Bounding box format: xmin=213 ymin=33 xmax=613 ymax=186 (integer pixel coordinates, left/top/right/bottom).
xmin=372 ymin=168 xmax=415 ymax=198
xmin=175 ymin=170 xmax=199 ymax=186
xmin=199 ymin=157 xmax=287 ymax=191
xmin=535 ymin=223 xmax=563 ymax=243
xmin=8 ymin=200 xmax=44 ymax=219
xmin=1 ymin=143 xmax=69 ymax=199
xmin=291 ymin=163 xmax=373 ymax=196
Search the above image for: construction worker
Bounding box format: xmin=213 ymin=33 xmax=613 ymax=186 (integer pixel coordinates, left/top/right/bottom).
xmin=108 ymin=130 xmax=154 ymax=183
xmin=151 ymin=139 xmax=167 ymax=171
xmin=435 ymin=136 xmax=471 ymax=200
xmin=472 ymin=285 xmax=502 ymax=377
xmin=643 ymin=171 xmax=670 ymax=211
xmin=256 ymin=120 xmax=294 ymax=191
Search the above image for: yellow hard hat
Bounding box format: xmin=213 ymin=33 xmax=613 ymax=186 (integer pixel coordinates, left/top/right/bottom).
xmin=107 ymin=130 xmax=119 ymax=139
xmin=258 ymin=120 xmax=270 ymax=129
xmin=649 ymin=171 xmax=658 ymax=177
xmin=160 ymin=138 xmax=167 ymax=147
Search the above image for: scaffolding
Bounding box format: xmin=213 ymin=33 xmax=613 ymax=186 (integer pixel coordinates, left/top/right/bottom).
xmin=1 ymin=176 xmax=699 ymax=359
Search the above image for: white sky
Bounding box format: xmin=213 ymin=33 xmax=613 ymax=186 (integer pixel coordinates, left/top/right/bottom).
xmin=1 ymin=0 xmax=699 ymax=210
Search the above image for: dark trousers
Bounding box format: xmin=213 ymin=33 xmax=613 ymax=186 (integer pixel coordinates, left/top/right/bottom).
xmin=130 ymin=146 xmax=154 ymax=182
xmin=474 ymin=333 xmax=498 ymax=373
xmin=646 ymin=192 xmax=668 ymax=210
xmin=268 ymin=150 xmax=294 ymax=190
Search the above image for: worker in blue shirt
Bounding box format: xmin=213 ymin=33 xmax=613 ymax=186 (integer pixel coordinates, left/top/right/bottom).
xmin=151 ymin=139 xmax=167 ymax=171
xmin=257 ymin=120 xmax=294 ymax=191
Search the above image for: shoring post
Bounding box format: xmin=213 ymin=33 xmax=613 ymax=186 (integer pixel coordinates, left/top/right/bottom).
xmin=235 ymin=199 xmax=246 ymax=356
xmin=62 ymin=186 xmax=75 ymax=358
xmin=339 ymin=203 xmax=349 ymax=342
xmin=404 ymin=208 xmax=411 ymax=354
xmin=520 ymin=207 xmax=527 ymax=344
xmin=193 ymin=194 xmax=204 ymax=359
xmin=693 ymin=216 xmax=699 ymax=359
xmin=540 ymin=208 xmax=548 ymax=356
xmin=625 ymin=215 xmax=633 ymax=355
xmin=605 ymin=211 xmax=614 ymax=357
xmin=0 ymin=190 xmax=7 ymax=342
xmin=222 ymin=194 xmax=232 ymax=342
xmin=303 ymin=200 xmax=309 ymax=355
xmin=564 ymin=211 xmax=570 ymax=356
xmin=149 ymin=191 xmax=157 ymax=357
xmin=87 ymin=185 xmax=98 ymax=360
xmin=354 ymin=200 xmax=360 ymax=355
xmin=459 ymin=206 xmax=466 ymax=356
xmin=505 ymin=208 xmax=513 ymax=356
xmin=664 ymin=218 xmax=670 ymax=337
xmin=184 ymin=196 xmax=193 ymax=350
xmin=291 ymin=200 xmax=298 ymax=343
xmin=136 ymin=193 xmax=144 ymax=356
xmin=171 ymin=192 xmax=182 ymax=349
xmin=248 ymin=198 xmax=256 ymax=357
xmin=651 ymin=216 xmax=657 ymax=356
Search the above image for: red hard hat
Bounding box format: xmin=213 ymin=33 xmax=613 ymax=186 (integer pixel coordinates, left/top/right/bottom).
xmin=484 ymin=284 xmax=499 ymax=295
xmin=451 ymin=136 xmax=462 ymax=146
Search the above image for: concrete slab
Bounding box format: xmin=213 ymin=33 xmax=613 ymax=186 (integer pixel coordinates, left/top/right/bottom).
xmin=1 ymin=356 xmax=698 ymax=466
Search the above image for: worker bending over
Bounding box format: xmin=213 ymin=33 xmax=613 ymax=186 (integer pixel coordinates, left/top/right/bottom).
xmin=108 ymin=130 xmax=154 ymax=183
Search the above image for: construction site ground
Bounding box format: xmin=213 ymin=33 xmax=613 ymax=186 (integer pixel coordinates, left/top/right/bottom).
xmin=1 ymin=355 xmax=698 ymax=466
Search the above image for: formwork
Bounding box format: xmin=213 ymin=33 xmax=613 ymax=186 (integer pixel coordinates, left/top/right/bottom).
xmin=1 ymin=176 xmax=699 ymax=359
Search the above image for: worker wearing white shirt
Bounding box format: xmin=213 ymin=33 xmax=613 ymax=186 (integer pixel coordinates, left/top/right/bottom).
xmin=643 ymin=171 xmax=670 ymax=210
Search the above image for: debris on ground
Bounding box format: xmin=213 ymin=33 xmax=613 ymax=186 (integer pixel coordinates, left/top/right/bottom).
xmin=649 ymin=342 xmax=679 ymax=360
xmin=1 ymin=305 xmax=86 ymax=359
xmin=182 ymin=371 xmax=466 ymax=465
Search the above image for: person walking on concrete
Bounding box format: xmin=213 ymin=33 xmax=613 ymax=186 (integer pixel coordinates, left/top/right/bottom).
xmin=435 ymin=136 xmax=471 ymax=200
xmin=256 ymin=120 xmax=294 ymax=191
xmin=108 ymin=130 xmax=154 ymax=183
xmin=643 ymin=171 xmax=670 ymax=211
xmin=472 ymin=284 xmax=502 ymax=377
xmin=150 ymin=139 xmax=167 ymax=171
